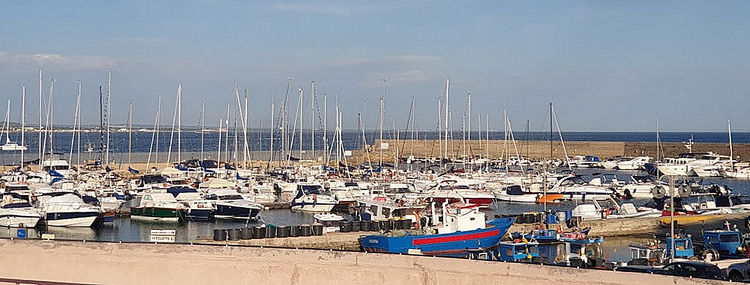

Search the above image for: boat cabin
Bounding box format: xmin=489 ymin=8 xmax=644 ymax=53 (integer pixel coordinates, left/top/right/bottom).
xmin=498 ymin=241 xmax=540 ymax=262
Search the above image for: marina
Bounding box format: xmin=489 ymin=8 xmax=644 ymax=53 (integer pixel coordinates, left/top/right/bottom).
xmin=2 ymin=1 xmax=749 ymax=284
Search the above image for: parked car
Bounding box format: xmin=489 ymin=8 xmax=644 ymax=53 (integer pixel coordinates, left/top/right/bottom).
xmin=726 ymin=259 xmax=750 ymax=282
xmin=654 ymin=261 xmax=725 ymax=280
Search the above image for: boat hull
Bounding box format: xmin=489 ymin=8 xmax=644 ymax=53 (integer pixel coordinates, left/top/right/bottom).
xmin=182 ymin=208 xmax=213 ymax=222
xmin=361 ymin=218 xmax=514 ymax=257
xmin=45 ymin=211 xmax=99 ymax=227
xmin=130 ymin=207 xmax=181 ymax=222
xmin=430 ymin=197 xmax=494 ymax=207
xmin=0 ymin=213 xmax=41 ymax=228
xmin=291 ymin=203 xmax=336 ymax=213
xmin=214 ymin=204 xmax=261 ymax=220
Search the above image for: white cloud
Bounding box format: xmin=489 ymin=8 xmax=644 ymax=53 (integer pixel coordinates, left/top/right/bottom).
xmin=0 ymin=51 xmax=115 ymax=70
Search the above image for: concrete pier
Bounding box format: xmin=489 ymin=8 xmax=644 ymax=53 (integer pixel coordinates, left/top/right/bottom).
xmin=0 ymin=239 xmax=729 ymax=285
xmin=197 ymin=231 xmax=373 ymax=250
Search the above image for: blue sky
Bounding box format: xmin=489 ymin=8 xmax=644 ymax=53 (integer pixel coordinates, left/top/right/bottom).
xmin=0 ymin=1 xmax=748 ymax=131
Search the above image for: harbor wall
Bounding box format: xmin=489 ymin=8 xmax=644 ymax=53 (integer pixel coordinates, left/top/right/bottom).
xmin=351 ymin=140 xmax=748 ymax=163
xmin=0 ymin=239 xmax=728 ymax=285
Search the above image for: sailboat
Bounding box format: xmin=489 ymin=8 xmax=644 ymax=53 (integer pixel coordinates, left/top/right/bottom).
xmin=0 ymin=99 xmax=27 ymax=151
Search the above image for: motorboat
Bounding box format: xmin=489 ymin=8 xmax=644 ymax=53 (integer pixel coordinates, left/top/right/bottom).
xmin=616 ymin=156 xmax=652 ymax=170
xmin=549 ymin=175 xmax=617 ymax=201
xmin=619 ymin=175 xmax=665 ymax=199
xmin=571 ymin=198 xmax=661 ymax=221
xmin=130 ymin=193 xmax=183 ymax=222
xmin=601 ymin=156 xmax=632 ymax=170
xmin=205 ymin=189 xmax=262 ymax=220
xmin=0 ymin=193 xmax=41 ymax=227
xmin=427 ymin=181 xmax=494 ymax=207
xmin=569 ymin=155 xmax=602 ymax=168
xmin=313 ymin=213 xmax=345 ymax=233
xmin=493 ymin=185 xmax=538 ymax=203
xmin=290 ymin=183 xmax=337 ymax=213
xmin=36 ymin=193 xmax=100 ymax=227
xmin=167 ymin=186 xmax=213 ymax=222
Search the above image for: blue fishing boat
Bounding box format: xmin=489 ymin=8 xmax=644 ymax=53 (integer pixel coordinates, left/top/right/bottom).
xmin=360 ymin=203 xmax=514 ymax=257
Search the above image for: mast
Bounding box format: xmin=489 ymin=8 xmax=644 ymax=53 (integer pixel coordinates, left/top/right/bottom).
xmin=729 ymin=120 xmax=734 ymax=172
xmin=3 ymin=99 xmax=10 ymax=145
xmin=243 ymin=89 xmax=249 ymax=168
xmin=177 ymin=84 xmax=182 ymax=163
xmin=105 ymin=70 xmax=111 ymax=165
xmin=69 ymin=82 xmax=81 ymax=167
xmin=200 ymin=100 xmax=205 ymax=162
xmin=311 ymin=81 xmax=315 ymax=162
xmin=166 ymin=84 xmax=180 ymax=164
xmin=99 ymin=86 xmax=104 ymax=162
xmin=20 ymin=86 xmax=25 ymax=170
xmin=225 ymin=102 xmax=230 ymax=164
xmin=299 ymin=88 xmax=303 ymax=160
xmin=467 ymin=92 xmax=471 ymax=171
xmin=38 ymin=68 xmax=43 ymax=164
xmin=217 ymin=119 xmax=222 ymax=164
xmin=269 ymin=101 xmax=274 ymax=167
xmin=379 ymin=96 xmax=384 ymax=166
xmin=444 ymin=78 xmax=449 ymax=164
xmin=147 ymin=97 xmax=161 ymax=170
xmin=323 ymin=94 xmax=327 ymax=165
xmin=127 ymin=101 xmax=133 ymax=167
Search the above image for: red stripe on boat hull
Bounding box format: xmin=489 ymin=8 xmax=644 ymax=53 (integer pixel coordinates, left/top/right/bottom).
xmin=412 ymin=229 xmax=500 ymax=246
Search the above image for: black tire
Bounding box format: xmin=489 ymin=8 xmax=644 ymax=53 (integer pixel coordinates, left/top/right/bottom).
xmin=728 ymin=271 xmax=744 ymax=282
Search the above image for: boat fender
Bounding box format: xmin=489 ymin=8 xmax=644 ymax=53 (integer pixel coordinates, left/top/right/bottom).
xmin=163 ymin=183 xmax=168 ymax=188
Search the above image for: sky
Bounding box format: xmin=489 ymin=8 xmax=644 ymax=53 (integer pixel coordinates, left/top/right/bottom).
xmin=0 ymin=1 xmax=749 ymax=131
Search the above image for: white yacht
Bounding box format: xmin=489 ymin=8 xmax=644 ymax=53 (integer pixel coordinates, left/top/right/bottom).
xmin=549 ymin=175 xmax=617 ymax=201
xmin=616 ymin=156 xmax=652 ymax=170
xmin=205 ymin=189 xmax=263 ymax=220
xmin=290 ymin=183 xmax=337 ymax=213
xmin=0 ymin=193 xmax=41 ymax=227
xmin=36 ymin=193 xmax=100 ymax=227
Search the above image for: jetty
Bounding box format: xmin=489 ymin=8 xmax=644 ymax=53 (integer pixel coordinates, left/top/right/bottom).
xmin=0 ymin=239 xmax=728 ymax=285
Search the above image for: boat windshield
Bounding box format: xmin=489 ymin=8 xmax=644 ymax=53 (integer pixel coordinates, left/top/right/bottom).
xmin=218 ymin=195 xmax=244 ymax=200
xmin=301 ymin=185 xmax=322 ymax=195
xmin=142 ymin=175 xmax=167 ymax=184
xmin=560 ymin=176 xmax=586 ymax=186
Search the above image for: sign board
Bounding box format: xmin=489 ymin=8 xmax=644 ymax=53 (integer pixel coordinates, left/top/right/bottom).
xmin=150 ymin=230 xmax=176 ymax=243
xmin=16 ymin=229 xmax=26 ymax=239
xmin=380 ymin=143 xmax=389 ymax=150
xmin=41 ymin=234 xmax=55 ymax=240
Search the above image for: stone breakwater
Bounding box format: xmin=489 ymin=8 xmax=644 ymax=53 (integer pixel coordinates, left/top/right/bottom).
xmin=0 ymin=239 xmax=729 ymax=285
xmin=347 ymin=140 xmax=747 ymax=164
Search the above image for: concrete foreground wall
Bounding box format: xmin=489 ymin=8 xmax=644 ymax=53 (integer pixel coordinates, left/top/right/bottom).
xmin=0 ymin=239 xmax=727 ymax=285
